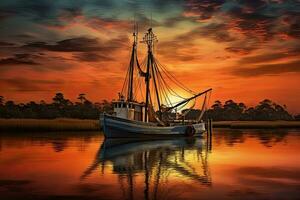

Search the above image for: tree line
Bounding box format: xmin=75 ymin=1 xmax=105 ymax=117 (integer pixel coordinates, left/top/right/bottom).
xmin=0 ymin=93 xmax=112 ymax=119
xmin=186 ymin=99 xmax=299 ymax=121
xmin=0 ymin=93 xmax=299 ymax=120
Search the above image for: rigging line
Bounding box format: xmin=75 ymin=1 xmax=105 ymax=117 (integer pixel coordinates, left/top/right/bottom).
xmin=155 ymin=58 xmax=195 ymax=94
xmin=153 ymin=63 xmax=174 ymax=106
xmin=155 ymin=58 xmax=196 ymax=95
xmin=133 ymin=69 xmax=140 ymax=100
xmin=157 ymin=69 xmax=175 ymax=107
xmin=150 ymin=54 xmax=161 ymax=113
xmin=155 ymin=70 xmax=169 ymax=107
xmin=155 ymin=64 xmax=187 ymax=100
xmin=156 ymin=72 xmax=179 ymax=107
xmin=196 ymin=93 xmax=207 ymax=122
xmin=158 ymin=63 xmax=195 ymax=97
xmin=207 ymin=90 xmax=212 ymax=110
xmin=135 ymin=50 xmax=146 ymax=75
xmin=153 ymin=59 xmax=190 ymax=99
xmin=121 ymin=56 xmax=133 ymax=98
xmin=159 ymin=78 xmax=170 ymax=107
xmin=154 ymin=61 xmax=172 ymax=107
xmin=135 ymin=63 xmax=144 ymax=102
xmin=138 ymin=76 xmax=144 ymax=101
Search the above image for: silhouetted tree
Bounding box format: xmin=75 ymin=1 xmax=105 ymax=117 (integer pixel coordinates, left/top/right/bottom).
xmin=77 ymin=93 xmax=86 ymax=104
xmin=0 ymin=96 xmax=4 ymax=105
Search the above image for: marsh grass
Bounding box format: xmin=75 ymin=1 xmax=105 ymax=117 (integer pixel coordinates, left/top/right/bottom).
xmin=0 ymin=118 xmax=100 ymax=132
xmin=0 ymin=119 xmax=299 ymax=132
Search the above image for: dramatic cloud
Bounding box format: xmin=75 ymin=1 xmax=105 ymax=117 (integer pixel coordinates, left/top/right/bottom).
xmin=73 ymin=52 xmax=114 ymax=62
xmin=0 ymin=78 xmax=64 ymax=92
xmin=238 ymin=50 xmax=300 ymax=64
xmin=231 ymin=60 xmax=300 ymax=77
xmin=0 ymin=54 xmax=40 ymax=66
xmin=0 ymin=0 xmax=299 ymax=112
xmin=184 ymin=0 xmax=225 ymax=20
xmin=0 ymin=41 xmax=15 ymax=46
xmin=23 ymin=36 xmax=129 ymax=53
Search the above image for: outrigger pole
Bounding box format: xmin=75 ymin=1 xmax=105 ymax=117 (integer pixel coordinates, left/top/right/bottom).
xmin=166 ymin=88 xmax=212 ymax=112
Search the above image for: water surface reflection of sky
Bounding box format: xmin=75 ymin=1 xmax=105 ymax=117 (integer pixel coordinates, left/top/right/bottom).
xmin=0 ymin=129 xmax=299 ymax=200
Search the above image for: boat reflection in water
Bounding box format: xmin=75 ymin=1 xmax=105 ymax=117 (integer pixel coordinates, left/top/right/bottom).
xmin=82 ymin=137 xmax=211 ymax=199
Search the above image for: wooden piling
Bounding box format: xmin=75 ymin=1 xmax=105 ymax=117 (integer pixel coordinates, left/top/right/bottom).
xmin=209 ymin=118 xmax=213 ymax=151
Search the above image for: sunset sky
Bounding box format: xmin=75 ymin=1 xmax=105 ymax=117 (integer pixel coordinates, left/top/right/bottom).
xmin=0 ymin=0 xmax=299 ymax=113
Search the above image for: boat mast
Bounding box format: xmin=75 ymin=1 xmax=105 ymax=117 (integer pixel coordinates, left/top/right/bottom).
xmin=142 ymin=28 xmax=158 ymax=122
xmin=127 ymin=22 xmax=138 ymax=102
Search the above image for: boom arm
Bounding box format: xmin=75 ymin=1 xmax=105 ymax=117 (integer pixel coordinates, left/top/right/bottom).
xmin=166 ymin=88 xmax=212 ymax=112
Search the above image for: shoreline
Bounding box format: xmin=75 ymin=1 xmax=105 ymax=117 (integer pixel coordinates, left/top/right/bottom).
xmin=0 ymin=119 xmax=300 ymax=132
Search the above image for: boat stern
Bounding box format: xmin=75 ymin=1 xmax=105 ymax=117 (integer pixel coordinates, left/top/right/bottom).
xmin=193 ymin=122 xmax=206 ymax=134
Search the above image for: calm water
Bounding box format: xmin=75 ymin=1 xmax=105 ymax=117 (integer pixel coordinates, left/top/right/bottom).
xmin=0 ymin=129 xmax=300 ymax=200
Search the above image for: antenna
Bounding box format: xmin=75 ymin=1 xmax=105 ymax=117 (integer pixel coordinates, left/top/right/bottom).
xmin=150 ymin=11 xmax=152 ymax=28
xmin=133 ymin=16 xmax=138 ymax=47
xmin=141 ymin=28 xmax=157 ymax=53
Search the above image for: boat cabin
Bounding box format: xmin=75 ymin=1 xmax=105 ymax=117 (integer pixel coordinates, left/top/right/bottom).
xmin=112 ymin=100 xmax=145 ymax=121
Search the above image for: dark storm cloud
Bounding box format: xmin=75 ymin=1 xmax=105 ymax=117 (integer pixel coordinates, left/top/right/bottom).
xmin=238 ymin=48 xmax=300 ymax=64
xmin=73 ymin=52 xmax=114 ymax=62
xmin=23 ymin=36 xmax=129 ymax=53
xmin=231 ymin=59 xmax=300 ymax=77
xmin=0 ymin=52 xmax=75 ymax=72
xmin=183 ymin=0 xmax=300 ymax=43
xmin=0 ymin=0 xmax=184 ymax=29
xmin=184 ymin=0 xmax=226 ymax=20
xmin=0 ymin=34 xmax=129 ymax=72
xmin=0 ymin=9 xmax=15 ymax=20
xmin=0 ymin=78 xmax=64 ymax=92
xmin=225 ymin=44 xmax=257 ymax=55
xmin=0 ymin=41 xmax=15 ymax=46
xmin=0 ymin=53 xmax=40 ymax=66
xmin=283 ymin=14 xmax=300 ymax=39
xmin=15 ymin=33 xmax=37 ymax=39
xmin=23 ymin=38 xmax=103 ymax=52
xmin=0 ymin=0 xmax=299 ymax=74
xmin=164 ymin=22 xmax=234 ymax=45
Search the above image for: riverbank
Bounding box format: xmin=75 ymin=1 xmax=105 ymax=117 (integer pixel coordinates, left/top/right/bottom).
xmin=0 ymin=119 xmax=300 ymax=132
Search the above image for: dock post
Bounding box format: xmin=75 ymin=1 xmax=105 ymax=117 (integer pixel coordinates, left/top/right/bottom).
xmin=206 ymin=120 xmax=209 ymax=139
xmin=209 ymin=118 xmax=213 ymax=151
xmin=206 ymin=118 xmax=212 ymax=151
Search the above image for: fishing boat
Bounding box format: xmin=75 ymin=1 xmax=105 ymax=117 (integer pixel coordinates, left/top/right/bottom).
xmin=101 ymin=24 xmax=212 ymax=138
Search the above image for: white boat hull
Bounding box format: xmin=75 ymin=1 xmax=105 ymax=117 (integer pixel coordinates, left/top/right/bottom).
xmin=100 ymin=114 xmax=206 ymax=138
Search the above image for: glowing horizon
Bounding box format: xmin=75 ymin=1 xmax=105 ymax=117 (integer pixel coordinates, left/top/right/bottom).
xmin=0 ymin=0 xmax=299 ymax=114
